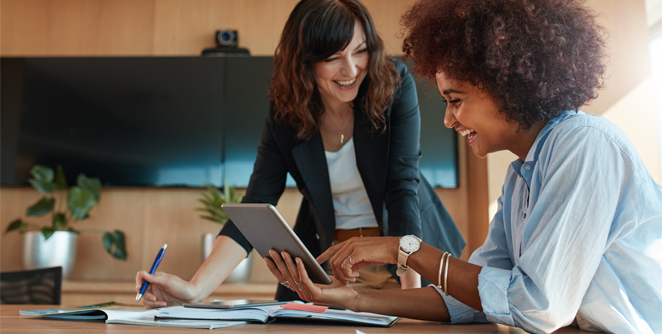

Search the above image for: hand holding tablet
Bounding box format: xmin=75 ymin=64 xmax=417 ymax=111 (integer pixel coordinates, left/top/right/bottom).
xmin=221 ymin=203 xmax=332 ymax=285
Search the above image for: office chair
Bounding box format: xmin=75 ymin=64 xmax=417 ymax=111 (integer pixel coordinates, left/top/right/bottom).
xmin=0 ymin=267 xmax=62 ymax=304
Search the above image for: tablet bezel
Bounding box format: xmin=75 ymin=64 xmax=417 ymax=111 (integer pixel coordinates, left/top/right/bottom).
xmin=221 ymin=203 xmax=332 ymax=285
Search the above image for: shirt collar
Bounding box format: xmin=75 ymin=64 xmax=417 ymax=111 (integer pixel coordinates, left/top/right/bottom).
xmin=511 ymin=110 xmax=581 ymax=181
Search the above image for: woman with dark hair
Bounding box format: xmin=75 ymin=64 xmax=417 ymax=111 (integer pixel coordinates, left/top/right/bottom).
xmin=136 ymin=0 xmax=464 ymax=306
xmin=266 ymin=0 xmax=662 ymax=333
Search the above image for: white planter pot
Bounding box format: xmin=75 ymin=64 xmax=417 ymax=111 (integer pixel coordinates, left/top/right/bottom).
xmin=22 ymin=231 xmax=78 ymax=280
xmin=203 ymin=233 xmax=253 ymax=283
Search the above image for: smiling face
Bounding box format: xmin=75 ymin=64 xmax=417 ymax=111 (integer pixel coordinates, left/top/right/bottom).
xmin=313 ymin=19 xmax=369 ymax=110
xmin=436 ymin=72 xmax=526 ymax=159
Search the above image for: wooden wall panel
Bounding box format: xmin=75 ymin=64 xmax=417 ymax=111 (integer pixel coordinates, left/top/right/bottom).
xmin=1 ymin=0 xmax=50 ymax=56
xmin=1 ymin=0 xmax=156 ymax=56
xmin=1 ymin=0 xmax=416 ymax=56
xmin=0 ymin=187 xmax=303 ymax=282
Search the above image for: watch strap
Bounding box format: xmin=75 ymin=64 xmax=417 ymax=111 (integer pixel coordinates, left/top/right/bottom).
xmin=397 ymin=248 xmax=411 ymax=276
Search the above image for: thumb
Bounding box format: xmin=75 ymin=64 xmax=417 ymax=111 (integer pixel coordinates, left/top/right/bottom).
xmin=141 ymin=271 xmax=161 ymax=284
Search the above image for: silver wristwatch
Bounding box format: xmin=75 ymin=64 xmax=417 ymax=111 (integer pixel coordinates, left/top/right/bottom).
xmin=397 ymin=235 xmax=421 ymax=276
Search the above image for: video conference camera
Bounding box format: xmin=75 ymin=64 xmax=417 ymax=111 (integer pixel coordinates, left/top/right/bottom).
xmin=202 ymin=29 xmax=250 ymax=56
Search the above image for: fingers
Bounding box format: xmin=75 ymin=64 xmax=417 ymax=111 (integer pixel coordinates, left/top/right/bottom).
xmin=264 ymin=257 xmax=284 ymax=281
xmin=135 ymin=272 xmax=168 ymax=309
xmin=296 ymin=257 xmax=317 ymax=300
xmin=316 ymin=242 xmax=344 ymax=264
xmin=269 ymin=249 xmax=315 ymax=300
xmin=136 ymin=271 xmax=144 ymax=287
xmin=329 ymin=242 xmax=359 ymax=283
xmin=135 ymin=270 xmax=153 ymax=291
xmin=325 ymin=237 xmax=399 ymax=283
xmin=281 ymin=252 xmax=310 ymax=299
xmin=268 ymin=250 xmax=299 ymax=294
xmin=141 ymin=293 xmax=167 ymax=309
xmin=281 ymin=252 xmax=301 ymax=285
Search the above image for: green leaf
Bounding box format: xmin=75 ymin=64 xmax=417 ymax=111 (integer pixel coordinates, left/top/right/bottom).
xmin=52 ymin=212 xmax=68 ymax=230
xmin=41 ymin=227 xmax=55 ymax=240
xmin=26 ymin=197 xmax=55 ymax=217
xmin=30 ymin=165 xmax=54 ymax=182
xmin=5 ymin=219 xmax=24 ymax=233
xmin=103 ymin=232 xmax=113 ymax=252
xmin=199 ymin=193 xmax=213 ymax=203
xmin=227 ymin=186 xmax=236 ymax=202
xmin=28 ymin=179 xmax=56 ymax=194
xmin=103 ymin=230 xmax=127 ymax=260
xmin=112 ymin=230 xmax=127 ymax=260
xmin=67 ymin=187 xmax=96 ymax=220
xmin=54 ymin=165 xmax=69 ymax=190
xmin=77 ymin=174 xmax=102 ymax=202
xmin=67 ymin=227 xmax=80 ymax=234
xmin=197 ymin=183 xmax=242 ymax=224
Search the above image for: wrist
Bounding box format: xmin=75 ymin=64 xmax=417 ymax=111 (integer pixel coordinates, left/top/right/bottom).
xmin=390 ymin=237 xmax=400 ymax=263
xmin=186 ymin=284 xmax=201 ymax=304
xmin=348 ymin=288 xmax=367 ymax=313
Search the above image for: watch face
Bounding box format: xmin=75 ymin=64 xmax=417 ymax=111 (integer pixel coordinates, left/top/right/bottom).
xmin=400 ymin=235 xmax=421 ymax=253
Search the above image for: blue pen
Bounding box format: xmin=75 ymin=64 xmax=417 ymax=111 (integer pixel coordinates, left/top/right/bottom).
xmin=136 ymin=244 xmax=167 ymax=302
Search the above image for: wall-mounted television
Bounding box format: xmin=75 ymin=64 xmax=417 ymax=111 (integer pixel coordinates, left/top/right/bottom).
xmin=1 ymin=56 xmax=457 ymax=188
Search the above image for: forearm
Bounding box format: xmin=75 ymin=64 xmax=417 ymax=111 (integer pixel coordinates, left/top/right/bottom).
xmin=189 ymin=235 xmax=248 ymax=302
xmin=352 ymin=286 xmax=450 ymax=321
xmin=407 ymin=244 xmax=482 ymax=311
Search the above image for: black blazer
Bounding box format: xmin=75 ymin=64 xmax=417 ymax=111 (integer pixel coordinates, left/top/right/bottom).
xmin=220 ymin=61 xmax=465 ymax=300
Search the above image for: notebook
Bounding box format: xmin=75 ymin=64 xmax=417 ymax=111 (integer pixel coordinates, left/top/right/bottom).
xmin=19 ymin=302 xmax=244 ymax=329
xmin=157 ymin=303 xmax=400 ymax=327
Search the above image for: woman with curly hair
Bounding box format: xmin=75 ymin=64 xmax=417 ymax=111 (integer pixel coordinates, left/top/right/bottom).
xmin=266 ymin=0 xmax=662 ymax=332
xmin=136 ymin=0 xmax=464 ymax=306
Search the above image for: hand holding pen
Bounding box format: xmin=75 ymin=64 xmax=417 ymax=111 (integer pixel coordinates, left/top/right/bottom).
xmin=136 ymin=244 xmax=167 ymax=301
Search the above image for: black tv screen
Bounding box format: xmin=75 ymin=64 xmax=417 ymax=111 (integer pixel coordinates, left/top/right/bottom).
xmin=2 ymin=57 xmax=226 ymax=187
xmin=1 ymin=56 xmax=457 ymax=188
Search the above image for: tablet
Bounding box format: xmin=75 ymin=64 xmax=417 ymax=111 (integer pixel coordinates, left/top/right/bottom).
xmin=183 ymin=300 xmax=286 ymax=309
xmin=221 ymin=203 xmax=332 ymax=285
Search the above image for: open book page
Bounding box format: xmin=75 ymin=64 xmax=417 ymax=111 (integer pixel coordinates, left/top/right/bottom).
xmin=157 ymin=305 xmax=282 ymax=323
xmin=270 ymin=308 xmax=399 ymax=327
xmin=157 ymin=304 xmax=400 ymax=327
xmin=19 ymin=302 xmax=155 ymax=321
xmin=107 ymin=317 xmax=246 ymax=329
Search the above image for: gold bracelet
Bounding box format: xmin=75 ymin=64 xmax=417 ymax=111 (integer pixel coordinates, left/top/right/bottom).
xmin=444 ymin=253 xmax=451 ymax=296
xmin=437 ymin=252 xmax=448 ymax=290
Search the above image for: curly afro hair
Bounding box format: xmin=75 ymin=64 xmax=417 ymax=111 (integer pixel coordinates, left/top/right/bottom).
xmin=401 ymin=0 xmax=607 ymax=129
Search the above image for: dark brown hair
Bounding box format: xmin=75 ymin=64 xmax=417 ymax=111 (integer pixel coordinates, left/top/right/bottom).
xmin=270 ymin=0 xmax=399 ymax=139
xmin=401 ymin=0 xmax=607 ymax=128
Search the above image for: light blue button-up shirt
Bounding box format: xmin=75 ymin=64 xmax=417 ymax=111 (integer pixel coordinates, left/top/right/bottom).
xmin=437 ymin=111 xmax=662 ymax=333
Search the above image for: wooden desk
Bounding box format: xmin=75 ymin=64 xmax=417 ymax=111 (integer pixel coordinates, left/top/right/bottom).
xmin=1 ymin=305 xmax=587 ymax=333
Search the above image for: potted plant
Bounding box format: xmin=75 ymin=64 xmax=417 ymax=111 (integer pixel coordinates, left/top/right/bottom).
xmin=197 ymin=183 xmax=252 ymax=283
xmin=5 ymin=165 xmax=127 ymax=279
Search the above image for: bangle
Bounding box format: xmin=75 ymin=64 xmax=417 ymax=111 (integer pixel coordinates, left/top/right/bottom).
xmin=437 ymin=252 xmax=448 ymax=290
xmin=444 ymin=253 xmax=451 ymax=296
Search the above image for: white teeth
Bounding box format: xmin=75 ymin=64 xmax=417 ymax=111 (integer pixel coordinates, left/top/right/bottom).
xmin=459 ymin=129 xmax=475 ymax=137
xmin=335 ymin=78 xmax=356 ymax=86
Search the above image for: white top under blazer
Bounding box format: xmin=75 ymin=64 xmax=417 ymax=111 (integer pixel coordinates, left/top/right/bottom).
xmin=325 ymin=138 xmax=379 ymax=230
